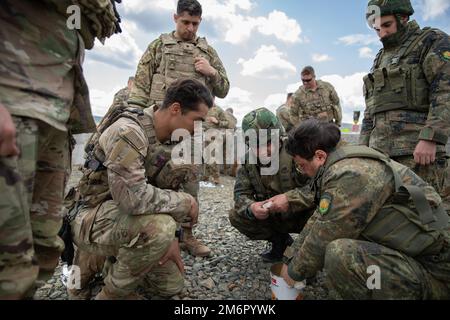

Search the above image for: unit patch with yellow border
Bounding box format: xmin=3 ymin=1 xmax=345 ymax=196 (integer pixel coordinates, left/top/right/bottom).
xmin=319 ymin=193 xmax=333 ymax=215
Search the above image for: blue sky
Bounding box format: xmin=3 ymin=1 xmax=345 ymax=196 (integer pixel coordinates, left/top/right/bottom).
xmin=83 ymin=0 xmax=450 ymax=125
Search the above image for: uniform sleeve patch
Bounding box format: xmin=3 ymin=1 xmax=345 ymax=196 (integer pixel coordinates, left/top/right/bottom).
xmin=319 ymin=193 xmax=333 ymax=215
xmin=442 ymin=50 xmax=450 ymax=61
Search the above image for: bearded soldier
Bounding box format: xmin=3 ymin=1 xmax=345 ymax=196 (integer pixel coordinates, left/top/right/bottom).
xmin=360 ymin=0 xmax=450 ymax=212
xmin=0 ymin=0 xmax=121 ymax=299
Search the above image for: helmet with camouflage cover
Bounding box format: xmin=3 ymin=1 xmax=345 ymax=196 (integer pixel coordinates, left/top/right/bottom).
xmin=366 ymin=0 xmax=414 ymax=19
xmin=242 ymin=108 xmax=286 ymax=136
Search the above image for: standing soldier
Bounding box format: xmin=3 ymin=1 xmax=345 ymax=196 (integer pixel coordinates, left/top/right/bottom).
xmin=127 ymin=0 xmax=229 ymax=257
xmin=203 ymin=104 xmax=231 ymax=185
xmin=0 ymin=0 xmax=121 ymax=299
xmin=224 ymin=108 xmax=238 ymax=176
xmin=229 ymin=108 xmax=315 ymax=263
xmin=280 ymin=120 xmax=450 ymax=299
xmin=290 ymin=66 xmax=342 ymax=127
xmin=360 ymin=0 xmax=450 ymax=212
xmin=276 ymin=93 xmax=295 ymax=133
xmin=128 ymin=0 xmax=229 ymax=109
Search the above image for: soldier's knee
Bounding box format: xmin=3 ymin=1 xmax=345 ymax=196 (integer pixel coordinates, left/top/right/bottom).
xmin=228 ymin=209 xmax=239 ymax=227
xmin=324 ymin=239 xmax=358 ymax=280
xmin=143 ymin=215 xmax=177 ymax=249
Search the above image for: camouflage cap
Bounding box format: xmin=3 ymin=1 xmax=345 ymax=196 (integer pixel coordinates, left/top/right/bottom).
xmin=242 ymin=108 xmax=285 ymax=134
xmin=367 ymin=0 xmax=414 ymax=18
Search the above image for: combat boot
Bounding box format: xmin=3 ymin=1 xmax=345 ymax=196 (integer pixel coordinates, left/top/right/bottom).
xmin=180 ymin=227 xmax=211 ymax=257
xmin=260 ymin=234 xmax=294 ymax=263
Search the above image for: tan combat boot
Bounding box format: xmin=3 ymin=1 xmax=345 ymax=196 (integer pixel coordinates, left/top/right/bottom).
xmin=180 ymin=227 xmax=211 ymax=257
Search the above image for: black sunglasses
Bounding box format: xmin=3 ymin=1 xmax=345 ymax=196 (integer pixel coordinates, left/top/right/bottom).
xmin=302 ymin=78 xmax=313 ymax=83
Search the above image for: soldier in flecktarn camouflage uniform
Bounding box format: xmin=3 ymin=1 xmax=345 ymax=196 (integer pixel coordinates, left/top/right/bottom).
xmin=127 ymin=0 xmax=229 ymax=257
xmin=67 ymin=80 xmax=213 ymax=300
xmin=290 ymin=66 xmax=342 ymax=128
xmin=279 ymin=119 xmax=450 ymax=299
xmin=229 ymin=108 xmax=316 ymax=263
xmin=360 ymin=0 xmax=450 ymax=213
xmin=0 ymin=0 xmax=121 ymax=299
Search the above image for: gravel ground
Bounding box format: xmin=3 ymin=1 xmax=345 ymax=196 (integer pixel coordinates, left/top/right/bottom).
xmin=32 ymin=134 xmax=362 ymax=300
xmin=34 ymin=172 xmax=337 ymax=300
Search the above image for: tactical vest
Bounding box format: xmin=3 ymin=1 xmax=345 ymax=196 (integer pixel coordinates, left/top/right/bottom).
xmin=319 ymin=146 xmax=449 ymax=257
xmin=78 ymin=107 xmax=159 ymax=207
xmin=247 ymin=138 xmax=309 ymax=201
xmin=149 ymin=33 xmax=212 ymax=105
xmin=363 ymin=27 xmax=437 ymax=117
xmin=298 ymin=82 xmax=336 ymax=123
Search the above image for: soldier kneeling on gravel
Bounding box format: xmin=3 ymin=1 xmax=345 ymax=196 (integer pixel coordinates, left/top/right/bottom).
xmin=63 ymin=79 xmax=213 ymax=300
xmin=279 ymin=119 xmax=450 ymax=299
xmin=229 ymin=108 xmax=316 ymax=263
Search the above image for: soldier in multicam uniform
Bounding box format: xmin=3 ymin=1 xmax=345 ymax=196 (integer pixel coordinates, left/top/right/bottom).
xmin=360 ymin=0 xmax=450 ymax=213
xmin=67 ymin=79 xmax=213 ymax=300
xmin=290 ymin=66 xmax=342 ymax=127
xmin=203 ymin=104 xmax=232 ymax=185
xmin=229 ymin=108 xmax=315 ymax=263
xmin=128 ymin=0 xmax=229 ymax=257
xmin=128 ymin=0 xmax=229 ymax=109
xmin=223 ymin=108 xmax=238 ymax=177
xmin=0 ymin=0 xmax=121 ymax=299
xmin=278 ymin=119 xmax=450 ymax=299
xmin=276 ymin=93 xmax=295 ymax=134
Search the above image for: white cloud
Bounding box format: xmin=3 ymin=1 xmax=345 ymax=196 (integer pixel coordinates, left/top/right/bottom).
xmin=312 ymin=53 xmax=333 ymax=63
xmin=123 ymin=0 xmax=302 ymax=45
xmin=123 ymin=0 xmax=176 ymax=13
xmin=88 ymin=20 xmax=143 ymax=70
xmin=359 ymin=47 xmax=375 ymax=59
xmin=420 ymin=0 xmax=450 ymax=20
xmin=338 ymin=34 xmax=379 ymax=46
xmin=89 ymin=86 xmax=123 ymax=117
xmin=320 ymin=72 xmax=366 ymax=123
xmin=238 ymin=45 xmax=297 ymax=79
xmin=216 ymin=87 xmax=254 ymax=126
xmin=264 ymin=94 xmax=288 ymax=111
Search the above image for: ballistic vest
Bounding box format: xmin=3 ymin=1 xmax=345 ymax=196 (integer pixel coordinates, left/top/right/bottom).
xmin=363 ymin=25 xmax=438 ymax=117
xmin=318 ymin=146 xmax=449 ymax=257
xmin=149 ymin=33 xmax=212 ymax=106
xmin=297 ymin=81 xmax=337 ymax=123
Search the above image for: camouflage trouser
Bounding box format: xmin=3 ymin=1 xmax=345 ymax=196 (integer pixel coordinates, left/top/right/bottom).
xmin=204 ymin=163 xmax=220 ymax=182
xmin=228 ymin=209 xmax=313 ymax=240
xmin=324 ymin=239 xmax=450 ymax=299
xmin=394 ymin=155 xmax=450 ymax=213
xmin=0 ymin=116 xmax=68 ymax=299
xmin=71 ymin=200 xmax=183 ymax=298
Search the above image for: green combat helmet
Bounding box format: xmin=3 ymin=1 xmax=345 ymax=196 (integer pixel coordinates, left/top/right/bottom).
xmin=242 ymin=107 xmax=286 ymax=137
xmin=366 ymin=0 xmax=414 ymax=19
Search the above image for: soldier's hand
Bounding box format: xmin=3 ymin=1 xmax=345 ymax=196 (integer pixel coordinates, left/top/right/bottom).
xmin=267 ymin=194 xmax=290 ymax=213
xmin=0 ymin=105 xmax=20 ymax=157
xmin=188 ymin=195 xmax=199 ymax=227
xmin=250 ymin=201 xmax=270 ymax=220
xmin=281 ymin=264 xmax=296 ymax=287
xmin=207 ymin=117 xmax=219 ymax=124
xmin=194 ymin=56 xmax=217 ymax=78
xmin=158 ymin=239 xmax=185 ymax=274
xmin=414 ymin=140 xmax=437 ymax=166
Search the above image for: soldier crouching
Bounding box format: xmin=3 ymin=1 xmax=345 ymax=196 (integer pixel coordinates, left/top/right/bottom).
xmin=65 ymin=79 xmax=213 ymax=299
